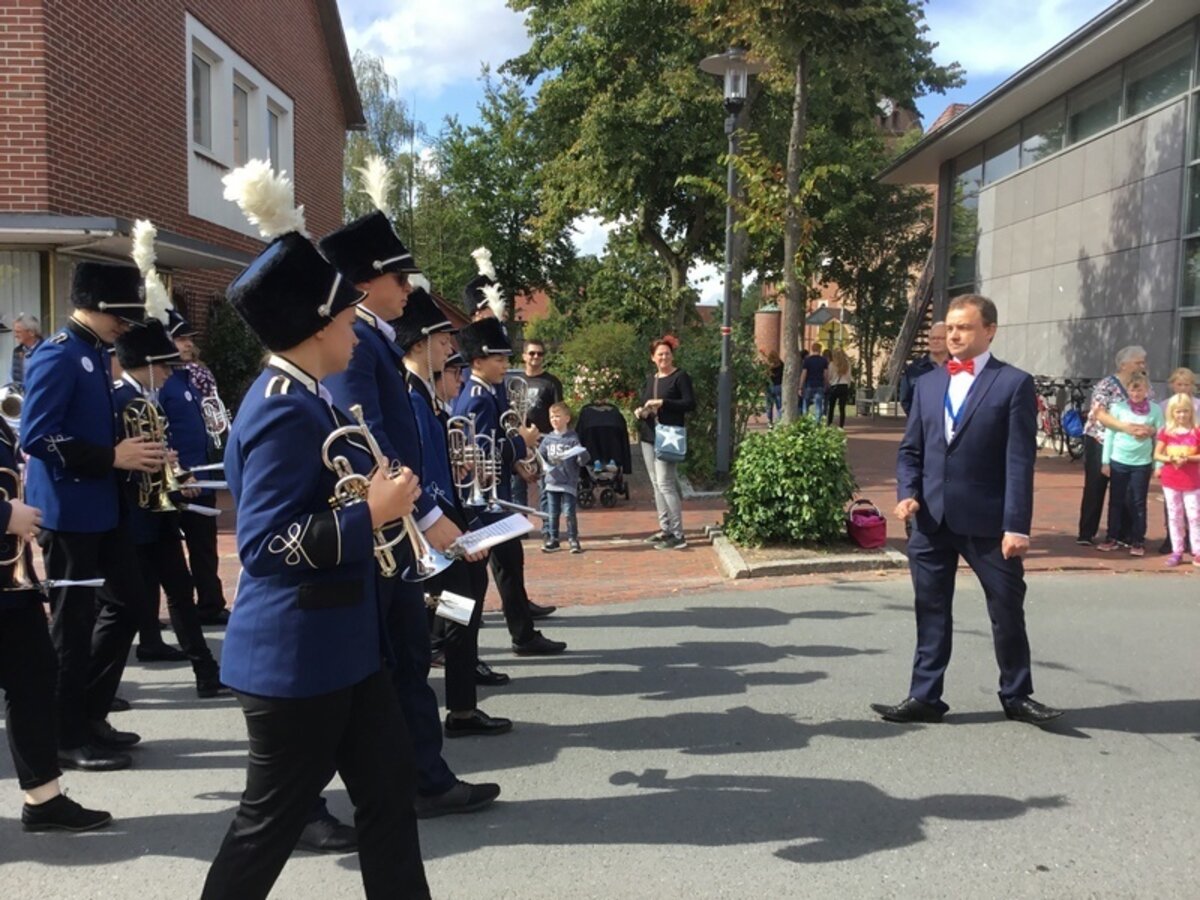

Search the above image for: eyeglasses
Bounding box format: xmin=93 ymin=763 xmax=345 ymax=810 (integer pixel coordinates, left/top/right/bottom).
xmin=526 ymin=351 xmax=544 ymax=357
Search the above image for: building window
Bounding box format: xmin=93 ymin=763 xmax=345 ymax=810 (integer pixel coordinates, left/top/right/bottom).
xmin=948 ymin=147 xmax=982 ymax=294
xmin=983 ymin=125 xmax=1020 ymax=185
xmin=1124 ymin=27 xmax=1194 ymax=117
xmin=1067 ymin=68 xmax=1122 ymax=144
xmin=192 ymin=53 xmax=212 ymax=149
xmin=1020 ymin=100 xmax=1065 ymax=168
xmin=268 ymin=107 xmax=281 ymax=171
xmin=233 ymin=82 xmax=250 ymax=166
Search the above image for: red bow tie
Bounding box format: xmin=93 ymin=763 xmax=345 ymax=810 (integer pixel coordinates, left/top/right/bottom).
xmin=947 ymin=358 xmax=975 ymax=376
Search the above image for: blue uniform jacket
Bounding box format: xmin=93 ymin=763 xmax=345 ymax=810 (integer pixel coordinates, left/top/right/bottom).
xmin=22 ymin=320 xmax=120 ymax=533
xmin=159 ymin=367 xmax=213 ymax=503
xmin=450 ymin=374 xmax=526 ymax=505
xmin=323 ymin=309 xmax=439 ymax=527
xmin=897 ymin=355 xmax=1037 ymax=538
xmin=222 ymin=357 xmax=383 ymax=699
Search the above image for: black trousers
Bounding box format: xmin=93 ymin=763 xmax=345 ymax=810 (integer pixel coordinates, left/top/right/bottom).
xmin=39 ymin=527 xmax=141 ymax=748
xmin=825 ymin=384 xmax=850 ymax=427
xmin=0 ymin=597 xmax=62 ymax=790
xmin=428 ymin=556 xmax=487 ymax=712
xmin=201 ymin=670 xmax=429 ymax=900
xmin=134 ymin=529 xmax=218 ymax=681
xmin=181 ymin=509 xmax=227 ymax=616
xmin=487 ymin=538 xmax=535 ymax=644
xmin=1078 ymin=435 xmax=1132 ymax=541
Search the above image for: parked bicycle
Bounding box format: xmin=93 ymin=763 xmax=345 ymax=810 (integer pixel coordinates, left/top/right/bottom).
xmin=1033 ymin=376 xmax=1090 ymax=461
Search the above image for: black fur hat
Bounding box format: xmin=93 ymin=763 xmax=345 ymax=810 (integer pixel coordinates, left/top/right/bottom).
xmin=455 ymin=317 xmax=512 ymax=362
xmin=71 ymin=263 xmax=146 ymax=324
xmin=115 ymin=319 xmax=181 ymax=369
xmin=392 ymin=288 xmax=455 ymax=351
xmin=166 ymin=308 xmax=195 ymax=339
xmin=319 ymin=211 xmax=420 ymax=286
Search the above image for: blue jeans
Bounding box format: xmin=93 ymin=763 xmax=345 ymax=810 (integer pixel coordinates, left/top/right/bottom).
xmin=766 ymin=384 xmax=782 ymax=423
xmin=511 ymin=473 xmax=549 ymax=537
xmin=803 ymin=386 xmax=825 ymax=422
xmin=545 ymin=491 xmax=578 ymax=543
xmin=1105 ymin=461 xmax=1151 ymax=546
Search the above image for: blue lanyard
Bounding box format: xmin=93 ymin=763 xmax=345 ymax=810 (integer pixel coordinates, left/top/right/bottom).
xmin=944 ymin=381 xmax=973 ymax=433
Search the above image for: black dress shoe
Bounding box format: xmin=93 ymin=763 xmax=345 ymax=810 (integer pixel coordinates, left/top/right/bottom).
xmin=57 ymin=744 xmax=131 ymax=772
xmin=869 ymin=697 xmax=945 ymax=724
xmin=136 ymin=642 xmax=189 ymax=663
xmin=295 ymin=811 xmax=357 ymax=854
xmin=89 ymin=719 xmax=141 ymax=747
xmin=22 ymin=794 xmax=113 ymax=832
xmin=197 ymin=608 xmax=231 ymax=626
xmin=196 ymin=677 xmax=228 ymax=698
xmin=109 ymin=696 xmax=131 ymax=713
xmin=414 ymin=780 xmax=500 ymax=819
xmin=445 ymin=709 xmax=513 ymax=738
xmin=475 ymin=661 xmax=510 ymax=686
xmin=1002 ymin=697 xmax=1064 ymax=726
xmin=528 ymin=600 xmax=557 ymax=618
xmin=512 ymin=631 xmax=567 ymax=656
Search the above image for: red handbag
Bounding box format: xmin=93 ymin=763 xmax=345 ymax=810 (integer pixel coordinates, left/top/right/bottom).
xmin=846 ymin=499 xmax=887 ymax=549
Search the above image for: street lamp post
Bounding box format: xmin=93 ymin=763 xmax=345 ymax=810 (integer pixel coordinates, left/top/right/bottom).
xmin=700 ymin=48 xmax=766 ymax=477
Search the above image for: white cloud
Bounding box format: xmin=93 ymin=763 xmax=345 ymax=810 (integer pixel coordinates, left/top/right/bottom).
xmin=924 ymin=0 xmax=1113 ymax=76
xmin=570 ymin=215 xmax=619 ymax=257
xmin=339 ymin=0 xmax=531 ymax=98
xmin=691 ymin=261 xmax=724 ymax=306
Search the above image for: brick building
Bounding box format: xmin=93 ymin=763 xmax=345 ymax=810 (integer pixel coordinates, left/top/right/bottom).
xmin=0 ymin=0 xmax=363 ymax=377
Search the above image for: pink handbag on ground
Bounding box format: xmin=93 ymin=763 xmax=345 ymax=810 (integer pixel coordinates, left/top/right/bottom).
xmin=846 ymin=499 xmax=887 ymax=549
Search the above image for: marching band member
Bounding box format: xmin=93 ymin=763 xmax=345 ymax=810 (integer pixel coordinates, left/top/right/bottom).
xmin=202 ymin=160 xmax=428 ymax=899
xmin=165 ymin=307 xmax=230 ymax=626
xmin=111 ymin=313 xmax=223 ymax=699
xmin=0 ymin=415 xmax=112 ymax=831
xmin=318 ymin=157 xmax=500 ymax=819
xmin=395 ymin=287 xmax=512 ymax=733
xmin=23 ymin=262 xmax=165 ymax=771
xmin=452 ymin=318 xmax=567 ymax=656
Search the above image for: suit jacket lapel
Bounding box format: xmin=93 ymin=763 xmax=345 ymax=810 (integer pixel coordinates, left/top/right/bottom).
xmin=948 ymin=356 xmax=1002 ymax=448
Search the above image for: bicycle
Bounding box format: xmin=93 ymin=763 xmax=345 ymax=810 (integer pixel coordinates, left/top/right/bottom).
xmin=1034 ymin=379 xmax=1067 ymax=456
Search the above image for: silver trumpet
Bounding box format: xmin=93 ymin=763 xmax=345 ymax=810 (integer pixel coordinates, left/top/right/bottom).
xmin=201 ymin=392 xmax=230 ymax=450
xmin=447 ymin=414 xmax=489 ymax=508
xmin=0 ymin=384 xmax=22 ymax=433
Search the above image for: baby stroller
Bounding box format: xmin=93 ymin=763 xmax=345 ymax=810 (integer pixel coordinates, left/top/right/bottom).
xmin=575 ymin=401 xmax=632 ymax=509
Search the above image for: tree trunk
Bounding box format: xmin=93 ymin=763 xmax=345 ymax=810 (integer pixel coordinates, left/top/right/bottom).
xmin=780 ymin=52 xmax=809 ymax=425
xmin=638 ymin=214 xmax=691 ymax=332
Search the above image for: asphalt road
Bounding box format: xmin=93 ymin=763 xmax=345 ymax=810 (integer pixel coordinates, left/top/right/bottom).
xmin=1 ymin=572 xmax=1197 ymax=899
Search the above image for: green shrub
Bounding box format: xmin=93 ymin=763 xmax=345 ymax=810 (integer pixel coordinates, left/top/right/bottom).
xmin=724 ymin=418 xmax=856 ymax=546
xmin=558 ymin=320 xmax=646 ymax=408
xmin=200 ymin=297 xmax=265 ymax=417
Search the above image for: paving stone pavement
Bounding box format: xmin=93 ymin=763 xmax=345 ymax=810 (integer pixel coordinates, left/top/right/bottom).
xmin=1 ymin=572 xmax=1196 ymax=899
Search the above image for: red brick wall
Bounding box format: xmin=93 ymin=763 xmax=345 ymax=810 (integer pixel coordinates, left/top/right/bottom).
xmin=0 ymin=0 xmax=50 ymax=210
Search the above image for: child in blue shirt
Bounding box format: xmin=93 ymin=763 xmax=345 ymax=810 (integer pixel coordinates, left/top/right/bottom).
xmin=1099 ymin=374 xmax=1164 ymax=556
xmin=541 ymin=402 xmax=590 ymax=553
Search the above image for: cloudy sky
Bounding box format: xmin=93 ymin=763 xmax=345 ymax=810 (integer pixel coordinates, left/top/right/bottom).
xmin=336 ymin=0 xmax=1116 ymax=300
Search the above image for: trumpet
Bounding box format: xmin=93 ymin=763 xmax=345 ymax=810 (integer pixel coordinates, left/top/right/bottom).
xmin=0 ymin=383 xmax=22 ymax=433
xmin=447 ymin=414 xmax=489 ymax=507
xmin=500 ymin=407 xmax=547 ymax=478
xmin=122 ymin=398 xmax=186 ymax=512
xmin=201 ymin=392 xmax=230 ymax=450
xmin=0 ymin=465 xmax=26 ymax=568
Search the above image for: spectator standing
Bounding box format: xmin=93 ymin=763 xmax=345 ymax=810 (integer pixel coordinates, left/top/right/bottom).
xmin=900 ymin=322 xmax=948 ymax=415
xmin=765 ymin=352 xmax=783 ymax=426
xmin=635 ymin=336 xmax=695 ymax=551
xmin=1157 ymin=368 xmax=1198 ymax=553
xmin=1098 ymin=374 xmax=1162 ymax=557
xmin=510 ymin=339 xmax=562 ymax=513
xmin=10 ymin=313 xmax=44 ymax=389
xmin=798 ymin=342 xmax=829 ymax=421
xmin=541 ymin=402 xmax=590 ymax=554
xmin=1154 ymin=392 xmax=1200 ymax=568
xmin=1077 ymin=346 xmax=1154 ymax=546
xmin=826 ymin=349 xmax=852 ymax=428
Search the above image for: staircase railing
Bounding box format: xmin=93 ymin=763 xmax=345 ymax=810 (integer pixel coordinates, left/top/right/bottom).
xmin=883 ymin=247 xmax=935 ymax=393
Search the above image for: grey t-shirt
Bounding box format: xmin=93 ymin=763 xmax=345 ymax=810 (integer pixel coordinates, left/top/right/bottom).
xmin=541 ymin=429 xmax=590 ymax=496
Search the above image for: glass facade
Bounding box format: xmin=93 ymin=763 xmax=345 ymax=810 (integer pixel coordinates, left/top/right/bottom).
xmin=1020 ymin=100 xmax=1065 ymax=167
xmin=1067 ymin=68 xmax=1122 ymax=143
xmin=949 ymin=147 xmax=982 ymax=294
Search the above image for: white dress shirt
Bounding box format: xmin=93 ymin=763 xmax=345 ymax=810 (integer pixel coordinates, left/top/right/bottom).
xmin=943 ymin=350 xmax=990 ymax=443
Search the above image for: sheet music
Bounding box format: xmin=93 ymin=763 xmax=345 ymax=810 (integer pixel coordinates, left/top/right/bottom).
xmin=433 ymin=590 xmax=476 ymax=625
xmin=553 ymin=444 xmax=589 ymax=462
xmin=452 ymin=514 xmax=534 ymax=555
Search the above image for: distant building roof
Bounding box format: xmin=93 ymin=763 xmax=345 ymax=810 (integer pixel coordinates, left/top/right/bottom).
xmin=315 ymin=0 xmax=366 ymax=130
xmin=512 ymin=289 xmax=551 ymax=323
xmin=927 ymin=103 xmax=971 ymax=134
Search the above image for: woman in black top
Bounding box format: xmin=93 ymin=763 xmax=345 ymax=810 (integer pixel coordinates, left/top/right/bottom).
xmin=633 ymin=336 xmax=696 ymax=550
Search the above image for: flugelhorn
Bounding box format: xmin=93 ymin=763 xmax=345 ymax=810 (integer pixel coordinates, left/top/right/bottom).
xmin=201 ymin=392 xmax=230 ymax=450
xmin=0 ymin=384 xmax=22 ymax=433
xmin=122 ymin=398 xmax=184 ymax=512
xmin=0 ymin=465 xmax=27 ymax=567
xmin=447 ymin=414 xmax=489 ymax=507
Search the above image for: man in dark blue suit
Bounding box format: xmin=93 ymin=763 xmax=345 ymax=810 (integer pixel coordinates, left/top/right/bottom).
xmin=871 ymin=294 xmax=1063 ymax=727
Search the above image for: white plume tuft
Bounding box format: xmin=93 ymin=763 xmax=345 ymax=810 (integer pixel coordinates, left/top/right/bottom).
xmin=356 ymin=155 xmax=394 ymax=218
xmin=471 ymin=246 xmax=496 ymax=281
xmin=130 ymin=219 xmax=171 ymax=325
xmin=481 ymin=282 xmax=507 ymax=321
xmin=222 ymin=159 xmax=308 ymax=240
xmin=409 ymin=272 xmax=431 ymax=293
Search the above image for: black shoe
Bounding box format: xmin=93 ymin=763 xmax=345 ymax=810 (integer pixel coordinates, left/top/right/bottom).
xmin=414 ymin=781 xmax=500 ymax=819
xmin=57 ymin=744 xmax=132 ymax=772
xmin=1002 ymin=697 xmax=1064 ymax=726
xmin=295 ymin=811 xmax=357 ymax=854
xmin=569 ymin=540 xmax=583 ymax=554
xmin=109 ymin=696 xmax=131 ymax=713
xmin=869 ymin=697 xmax=945 ymax=724
xmin=196 ymin=677 xmax=228 ymax=698
xmin=445 ymin=709 xmax=514 ymax=738
xmin=644 ymin=530 xmax=669 ymax=544
xmin=512 ymin=631 xmax=567 ymax=656
xmin=136 ymin=642 xmax=188 ymax=663
xmin=197 ymin=608 xmax=231 ymax=626
xmin=430 ymin=648 xmax=445 ymax=669
xmin=541 ymin=541 xmax=561 ymax=553
xmin=1158 ymin=539 xmax=1173 ymax=554
xmin=22 ymin=794 xmax=113 ymax=833
xmin=89 ymin=719 xmax=141 ymax=747
xmin=528 ymin=600 xmax=557 ymax=619
xmin=654 ymin=534 xmax=687 ymax=550
xmin=475 ymin=661 xmax=511 ymax=686
xmin=1075 ymin=537 xmax=1093 ymax=546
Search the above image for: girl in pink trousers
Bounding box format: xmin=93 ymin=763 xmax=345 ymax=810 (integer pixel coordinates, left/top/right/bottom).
xmin=1154 ymin=393 xmax=1200 ymax=568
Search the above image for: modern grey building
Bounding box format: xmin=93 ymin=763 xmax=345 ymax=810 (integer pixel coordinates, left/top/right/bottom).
xmin=883 ymin=0 xmax=1200 ymax=379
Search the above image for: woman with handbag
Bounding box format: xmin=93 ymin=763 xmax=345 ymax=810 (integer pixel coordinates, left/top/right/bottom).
xmin=634 ymin=335 xmax=695 ymax=551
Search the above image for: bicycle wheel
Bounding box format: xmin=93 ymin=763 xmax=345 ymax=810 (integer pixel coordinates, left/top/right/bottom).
xmin=1066 ymin=435 xmax=1085 ymax=460
xmin=1048 ymin=409 xmax=1065 ymax=455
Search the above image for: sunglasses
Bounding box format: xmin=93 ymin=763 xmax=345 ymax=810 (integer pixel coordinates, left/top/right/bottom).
xmin=526 ymin=351 xmax=544 ymax=357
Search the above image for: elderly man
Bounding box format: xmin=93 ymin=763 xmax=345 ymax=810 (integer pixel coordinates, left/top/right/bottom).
xmin=11 ymin=313 xmax=44 ymax=388
xmin=899 ymin=322 xmax=948 ymax=415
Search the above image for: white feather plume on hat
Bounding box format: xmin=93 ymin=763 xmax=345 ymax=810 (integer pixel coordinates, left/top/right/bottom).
xmin=131 ymin=219 xmax=171 ymax=325
xmin=481 ymin=282 xmax=507 ymax=321
xmin=357 ymin=155 xmax=393 ymax=218
xmin=409 ymin=272 xmax=431 ymax=292
xmin=471 ymin=246 xmax=497 ymax=281
xmin=221 ymin=159 xmax=308 ymax=240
